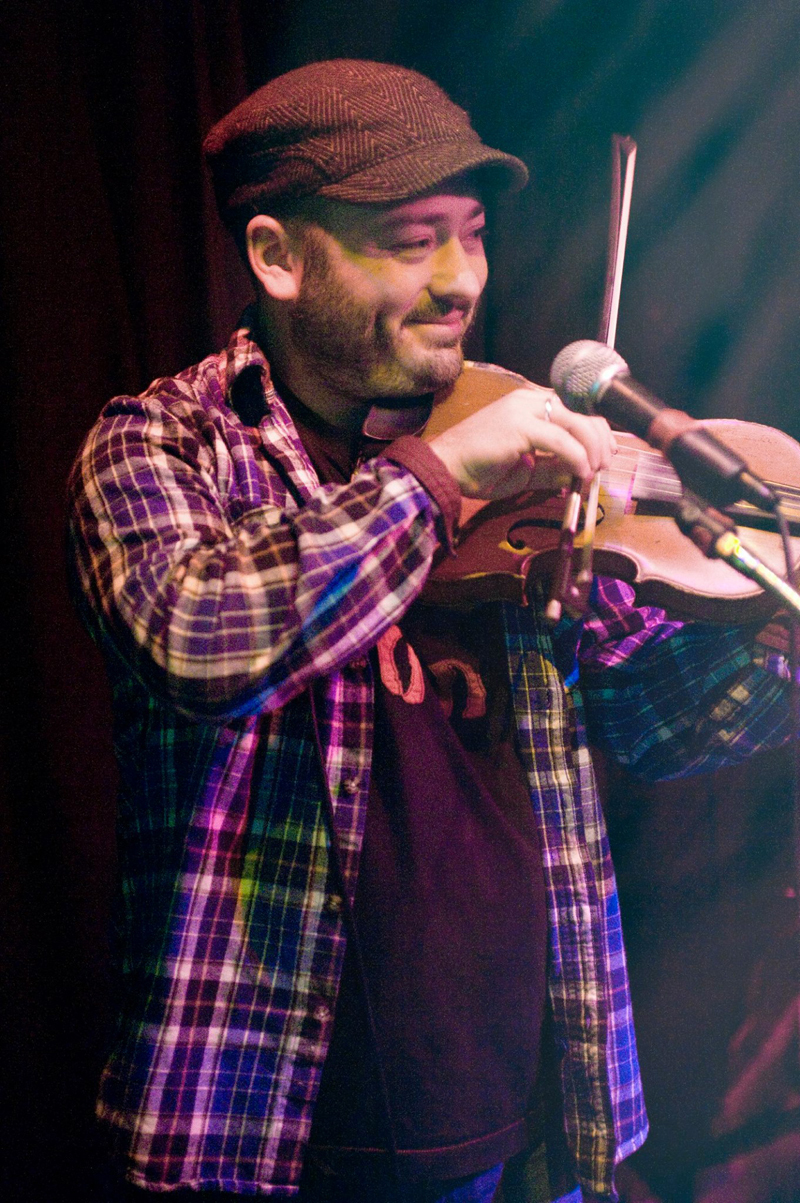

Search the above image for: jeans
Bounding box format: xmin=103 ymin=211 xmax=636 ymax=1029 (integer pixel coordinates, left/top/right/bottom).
xmin=298 ymin=1153 xmax=584 ymax=1203
xmin=297 ymin=1160 xmax=504 ymax=1203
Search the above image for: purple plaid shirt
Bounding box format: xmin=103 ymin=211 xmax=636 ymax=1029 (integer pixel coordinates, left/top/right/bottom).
xmin=67 ymin=317 xmax=790 ymax=1198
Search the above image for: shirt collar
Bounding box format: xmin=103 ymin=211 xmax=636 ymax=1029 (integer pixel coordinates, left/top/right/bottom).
xmin=221 ymin=305 xmax=274 ymax=416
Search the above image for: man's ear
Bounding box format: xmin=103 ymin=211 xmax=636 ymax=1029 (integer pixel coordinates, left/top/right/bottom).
xmin=246 ymin=215 xmax=303 ymax=301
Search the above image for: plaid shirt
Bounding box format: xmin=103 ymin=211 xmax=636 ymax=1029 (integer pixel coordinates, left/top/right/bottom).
xmin=67 ymin=318 xmax=790 ymax=1198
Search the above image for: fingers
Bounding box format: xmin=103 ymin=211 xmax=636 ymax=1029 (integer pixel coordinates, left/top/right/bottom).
xmin=426 ymin=384 xmax=616 ymax=501
xmin=505 ymin=387 xmax=616 ymax=479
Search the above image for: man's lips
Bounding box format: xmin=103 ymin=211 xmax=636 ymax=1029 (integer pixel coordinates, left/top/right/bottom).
xmin=409 ymin=310 xmax=467 ymax=324
xmin=405 ymin=309 xmax=471 ymax=334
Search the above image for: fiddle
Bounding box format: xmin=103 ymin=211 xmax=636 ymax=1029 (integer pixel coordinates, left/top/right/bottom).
xmin=421 ymin=360 xmax=800 ymax=623
xmin=421 ymin=132 xmax=800 ymax=623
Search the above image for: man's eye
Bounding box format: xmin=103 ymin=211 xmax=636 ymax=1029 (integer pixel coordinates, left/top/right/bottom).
xmin=392 ymin=238 xmax=433 ymax=253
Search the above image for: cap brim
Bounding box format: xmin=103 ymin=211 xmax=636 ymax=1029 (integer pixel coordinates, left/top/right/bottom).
xmin=316 ymin=141 xmax=529 ymax=203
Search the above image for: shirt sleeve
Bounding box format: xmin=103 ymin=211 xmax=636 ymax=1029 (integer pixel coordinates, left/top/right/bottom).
xmin=382 ymin=435 xmax=461 ymax=552
xmin=67 ymin=394 xmax=455 ymax=720
xmin=573 ymin=577 xmax=791 ymax=781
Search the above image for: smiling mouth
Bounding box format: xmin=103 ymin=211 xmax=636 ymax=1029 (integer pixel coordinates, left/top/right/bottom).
xmin=406 ymin=313 xmax=470 ymax=341
xmin=410 ymin=310 xmax=467 ymax=325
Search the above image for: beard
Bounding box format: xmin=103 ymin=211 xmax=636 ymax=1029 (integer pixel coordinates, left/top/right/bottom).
xmin=286 ymin=227 xmax=474 ymax=401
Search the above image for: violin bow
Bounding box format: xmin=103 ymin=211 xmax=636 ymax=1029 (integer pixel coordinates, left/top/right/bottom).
xmin=545 ymin=135 xmax=637 ymax=622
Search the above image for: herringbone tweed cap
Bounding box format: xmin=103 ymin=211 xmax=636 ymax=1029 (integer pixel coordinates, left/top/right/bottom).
xmin=204 ymin=59 xmax=528 ymax=222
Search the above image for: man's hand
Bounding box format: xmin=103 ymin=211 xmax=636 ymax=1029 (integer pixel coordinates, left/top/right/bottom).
xmin=427 ymin=384 xmax=616 ymax=499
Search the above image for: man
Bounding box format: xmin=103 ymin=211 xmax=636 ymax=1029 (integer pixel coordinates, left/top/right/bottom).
xmin=67 ymin=60 xmax=790 ymax=1203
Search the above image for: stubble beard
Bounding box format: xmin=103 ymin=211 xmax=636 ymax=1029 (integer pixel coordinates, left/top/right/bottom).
xmin=287 ymin=228 xmax=470 ymax=402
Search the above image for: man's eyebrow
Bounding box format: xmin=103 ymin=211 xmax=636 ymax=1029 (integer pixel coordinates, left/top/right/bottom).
xmin=376 ymin=203 xmax=486 ymax=232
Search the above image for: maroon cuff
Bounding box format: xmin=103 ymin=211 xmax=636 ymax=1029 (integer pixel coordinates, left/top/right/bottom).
xmin=382 ymin=436 xmax=461 ymax=552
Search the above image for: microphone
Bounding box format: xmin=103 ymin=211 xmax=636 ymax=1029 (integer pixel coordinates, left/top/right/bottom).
xmin=550 ymin=340 xmax=776 ymax=511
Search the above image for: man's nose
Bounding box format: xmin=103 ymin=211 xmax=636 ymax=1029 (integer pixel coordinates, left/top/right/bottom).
xmin=429 ymin=236 xmax=486 ymax=304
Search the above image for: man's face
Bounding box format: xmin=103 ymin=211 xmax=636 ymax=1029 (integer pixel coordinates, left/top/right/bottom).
xmin=285 ymin=187 xmax=489 ymax=404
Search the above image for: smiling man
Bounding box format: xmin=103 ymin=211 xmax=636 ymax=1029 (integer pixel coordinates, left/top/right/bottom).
xmin=67 ymin=60 xmax=791 ymax=1203
xmin=248 ymin=187 xmax=489 ymax=412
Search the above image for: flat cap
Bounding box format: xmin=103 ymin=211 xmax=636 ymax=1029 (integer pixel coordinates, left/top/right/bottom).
xmin=204 ymin=59 xmax=528 ymax=222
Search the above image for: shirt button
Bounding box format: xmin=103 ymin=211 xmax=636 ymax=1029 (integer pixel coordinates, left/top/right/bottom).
xmin=323 ymin=894 xmax=344 ymax=915
xmin=341 ymin=775 xmax=360 ymax=795
xmin=348 ymin=656 xmax=368 ymax=671
xmin=313 ymin=1002 xmax=331 ymax=1023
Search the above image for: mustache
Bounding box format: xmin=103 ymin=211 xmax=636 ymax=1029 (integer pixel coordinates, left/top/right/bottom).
xmin=404 ymin=299 xmax=474 ymax=324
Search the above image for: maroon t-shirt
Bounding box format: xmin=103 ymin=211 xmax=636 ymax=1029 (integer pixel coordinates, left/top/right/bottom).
xmin=284 ymin=392 xmax=548 ymax=1182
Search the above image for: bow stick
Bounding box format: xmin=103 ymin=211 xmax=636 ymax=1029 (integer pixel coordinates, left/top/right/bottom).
xmin=545 ymin=135 xmax=637 ymax=622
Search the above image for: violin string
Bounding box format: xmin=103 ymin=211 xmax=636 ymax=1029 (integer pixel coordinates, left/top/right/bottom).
xmin=608 ymin=444 xmax=800 ymax=517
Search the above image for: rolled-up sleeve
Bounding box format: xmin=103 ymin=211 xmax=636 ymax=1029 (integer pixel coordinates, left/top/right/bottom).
xmin=67 ymin=392 xmax=452 ymax=720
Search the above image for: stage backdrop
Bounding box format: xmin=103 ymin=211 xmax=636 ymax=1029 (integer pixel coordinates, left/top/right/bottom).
xmin=1 ymin=2 xmax=798 ymax=1199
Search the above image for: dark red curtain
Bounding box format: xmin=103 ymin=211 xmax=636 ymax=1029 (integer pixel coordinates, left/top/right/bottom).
xmin=2 ymin=3 xmax=798 ymax=1199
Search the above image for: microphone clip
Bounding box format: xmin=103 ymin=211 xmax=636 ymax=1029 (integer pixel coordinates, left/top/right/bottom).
xmin=675 ymin=494 xmax=800 ymax=619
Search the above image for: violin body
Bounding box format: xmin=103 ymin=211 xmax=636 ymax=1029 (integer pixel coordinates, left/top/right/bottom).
xmin=422 ymin=363 xmax=800 ymax=622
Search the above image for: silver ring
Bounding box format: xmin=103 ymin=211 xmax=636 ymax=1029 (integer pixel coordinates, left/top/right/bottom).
xmin=543 ymin=398 xmax=552 ymax=422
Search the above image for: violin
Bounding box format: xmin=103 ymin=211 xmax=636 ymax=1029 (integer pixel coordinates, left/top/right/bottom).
xmin=421 ymin=360 xmax=800 ymax=623
xmin=419 ymin=134 xmax=800 ymax=623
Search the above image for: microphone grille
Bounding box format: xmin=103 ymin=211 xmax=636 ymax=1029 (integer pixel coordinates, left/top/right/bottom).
xmin=549 ymin=340 xmax=628 ymax=412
